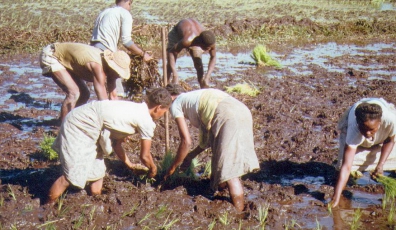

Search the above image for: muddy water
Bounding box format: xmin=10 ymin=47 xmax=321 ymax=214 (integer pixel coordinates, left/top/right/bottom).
xmin=1 ymin=41 xmax=396 ymax=229
xmin=161 ymin=42 xmax=396 ymax=86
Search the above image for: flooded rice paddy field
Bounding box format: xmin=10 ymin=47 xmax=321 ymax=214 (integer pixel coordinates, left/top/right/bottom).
xmin=1 ymin=40 xmax=396 ymax=229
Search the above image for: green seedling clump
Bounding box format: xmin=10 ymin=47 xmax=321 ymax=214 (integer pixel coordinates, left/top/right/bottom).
xmin=225 ymin=82 xmax=260 ymax=96
xmin=376 ymin=174 xmax=396 ymax=209
xmin=39 ymin=134 xmax=58 ymax=160
xmin=251 ymin=44 xmax=282 ymax=68
xmin=158 ymin=151 xmax=198 ymax=182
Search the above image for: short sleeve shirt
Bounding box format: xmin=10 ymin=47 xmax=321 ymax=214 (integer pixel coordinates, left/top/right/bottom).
xmin=169 ymin=90 xmax=206 ymax=128
xmin=100 ymin=100 xmax=155 ymax=140
xmin=346 ymin=98 xmax=396 ymax=148
xmin=91 ymin=6 xmax=133 ymax=52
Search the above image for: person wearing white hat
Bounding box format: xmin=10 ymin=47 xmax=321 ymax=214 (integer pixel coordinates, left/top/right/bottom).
xmin=39 ymin=42 xmax=131 ymax=121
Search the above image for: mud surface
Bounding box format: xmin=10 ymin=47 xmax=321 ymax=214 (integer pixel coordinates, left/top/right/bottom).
xmin=2 ymin=15 xmax=396 ymax=230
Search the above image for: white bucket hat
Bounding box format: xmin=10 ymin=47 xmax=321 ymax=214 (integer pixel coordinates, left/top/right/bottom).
xmin=103 ymin=50 xmax=131 ymax=80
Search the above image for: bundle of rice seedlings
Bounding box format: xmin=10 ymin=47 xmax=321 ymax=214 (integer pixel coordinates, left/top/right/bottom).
xmin=39 ymin=133 xmax=58 ymax=160
xmin=124 ymin=54 xmax=163 ymax=98
xmin=250 ymin=44 xmax=282 ymax=68
xmin=225 ymin=82 xmax=260 ymax=96
xmin=158 ymin=151 xmax=199 ymax=185
xmin=376 ymin=174 xmax=396 ymax=209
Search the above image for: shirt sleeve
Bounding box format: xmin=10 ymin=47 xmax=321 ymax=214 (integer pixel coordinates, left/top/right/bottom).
xmin=345 ymin=108 xmax=363 ymax=148
xmin=120 ymin=9 xmax=134 ymax=47
xmin=138 ymin=118 xmax=156 ymax=140
xmin=170 ymin=99 xmax=184 ymax=119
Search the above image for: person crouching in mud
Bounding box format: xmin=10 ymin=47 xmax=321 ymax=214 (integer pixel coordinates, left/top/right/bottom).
xmin=331 ymin=98 xmax=396 ymax=208
xmin=46 ymin=88 xmax=172 ymax=204
xmin=164 ymin=83 xmax=260 ymax=212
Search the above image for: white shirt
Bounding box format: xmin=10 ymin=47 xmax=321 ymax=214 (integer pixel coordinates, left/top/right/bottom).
xmin=91 ymin=6 xmax=134 ymax=52
xmin=170 ymin=90 xmax=206 ymax=128
xmin=346 ymin=98 xmax=396 ymax=148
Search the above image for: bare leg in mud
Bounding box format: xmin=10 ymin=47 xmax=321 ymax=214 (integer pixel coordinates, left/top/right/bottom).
xmin=221 ymin=177 xmax=245 ymax=212
xmin=46 ymin=175 xmax=70 ymax=204
xmin=89 ymin=178 xmax=103 ymax=195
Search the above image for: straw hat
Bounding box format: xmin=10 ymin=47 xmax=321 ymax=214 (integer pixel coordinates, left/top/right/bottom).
xmin=103 ymin=50 xmax=131 ymax=80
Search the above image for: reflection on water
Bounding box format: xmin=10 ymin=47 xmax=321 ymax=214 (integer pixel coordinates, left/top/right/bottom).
xmin=158 ymin=42 xmax=396 ymax=86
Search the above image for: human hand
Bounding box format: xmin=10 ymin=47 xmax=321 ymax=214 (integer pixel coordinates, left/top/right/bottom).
xmin=143 ymin=52 xmax=153 ymax=62
xmin=370 ymin=166 xmax=384 ymax=181
xmin=330 ymin=197 xmax=339 ymax=208
xmin=147 ymin=165 xmax=157 ymax=178
xmin=163 ymin=167 xmax=176 ymax=181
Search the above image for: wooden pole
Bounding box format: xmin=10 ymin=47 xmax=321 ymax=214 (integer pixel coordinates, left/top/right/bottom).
xmin=161 ymin=27 xmax=169 ymax=153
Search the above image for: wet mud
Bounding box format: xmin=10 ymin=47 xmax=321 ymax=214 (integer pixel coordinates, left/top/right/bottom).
xmin=1 ymin=35 xmax=396 ymax=230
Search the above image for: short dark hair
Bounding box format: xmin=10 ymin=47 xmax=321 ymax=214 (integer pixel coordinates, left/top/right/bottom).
xmin=145 ymin=88 xmax=172 ymax=108
xmin=116 ymin=0 xmax=131 ymax=4
xmin=355 ymin=102 xmax=382 ymax=124
xmin=165 ymin=83 xmax=185 ymax=96
xmin=200 ymin=30 xmax=216 ymax=46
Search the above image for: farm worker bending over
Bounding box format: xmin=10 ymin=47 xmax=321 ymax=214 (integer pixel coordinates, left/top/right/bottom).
xmin=46 ymin=88 xmax=172 ymax=204
xmin=164 ymin=84 xmax=260 ymax=212
xmin=331 ymin=98 xmax=396 ymax=208
xmin=91 ymin=0 xmax=153 ymax=97
xmin=167 ymin=18 xmax=216 ymax=88
xmin=39 ymin=42 xmax=131 ymax=121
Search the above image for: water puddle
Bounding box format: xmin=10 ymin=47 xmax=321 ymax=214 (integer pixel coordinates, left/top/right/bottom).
xmin=158 ymin=42 xmax=396 ymax=86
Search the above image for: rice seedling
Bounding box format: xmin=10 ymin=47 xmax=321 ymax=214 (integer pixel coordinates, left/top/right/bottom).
xmin=225 ymin=81 xmax=260 ymax=97
xmin=376 ymin=175 xmax=396 ymax=209
xmin=39 ymin=133 xmax=58 ymax=160
xmin=89 ymin=206 xmax=97 ymax=222
xmin=159 ymin=211 xmax=179 ymax=230
xmin=0 ymin=195 xmax=4 ymax=206
xmin=7 ymin=185 xmax=16 ymax=201
xmin=250 ymin=45 xmax=282 ymax=68
xmin=138 ymin=212 xmax=153 ymax=225
xmin=208 ymin=219 xmax=216 ymax=230
xmin=349 ymin=208 xmax=362 ymax=230
xmin=315 ymin=217 xmax=322 ymax=230
xmin=37 ymin=219 xmax=63 ymax=229
xmin=201 ymin=160 xmax=212 ymax=178
xmin=122 ymin=204 xmax=138 ymax=218
xmin=257 ymin=203 xmax=270 ymax=227
xmin=327 ymin=202 xmax=333 ymax=216
xmin=57 ymin=192 xmax=67 ymax=212
xmin=155 ymin=204 xmax=168 ymax=218
xmin=157 ymin=151 xmax=199 ymax=184
xmin=219 ymin=212 xmax=230 ymax=226
xmin=73 ymin=211 xmax=85 ymax=229
xmin=387 ymin=200 xmax=395 ymax=224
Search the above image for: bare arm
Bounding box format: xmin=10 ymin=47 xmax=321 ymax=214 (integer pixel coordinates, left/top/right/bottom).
xmin=139 ymin=139 xmax=157 ymax=178
xmin=205 ymin=47 xmax=217 ymax=78
xmin=331 ymin=145 xmax=357 ymax=208
xmin=165 ymin=117 xmax=192 ymax=179
xmin=125 ymin=43 xmax=153 ymax=62
xmin=373 ymin=136 xmax=395 ymax=176
xmin=113 ymin=138 xmax=134 ymax=168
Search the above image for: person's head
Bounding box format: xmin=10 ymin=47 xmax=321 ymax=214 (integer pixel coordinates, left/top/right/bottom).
xmin=145 ymin=88 xmax=172 ymax=120
xmin=199 ymin=30 xmax=216 ymax=51
xmin=116 ymin=0 xmax=132 ymax=11
xmin=103 ymin=50 xmax=131 ymax=80
xmin=165 ymin=83 xmax=186 ymax=100
xmin=355 ymin=102 xmax=382 ymax=138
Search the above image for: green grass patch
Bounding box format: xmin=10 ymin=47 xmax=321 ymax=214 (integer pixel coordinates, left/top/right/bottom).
xmin=225 ymin=82 xmax=260 ymax=96
xmin=39 ymin=133 xmax=58 ymax=160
